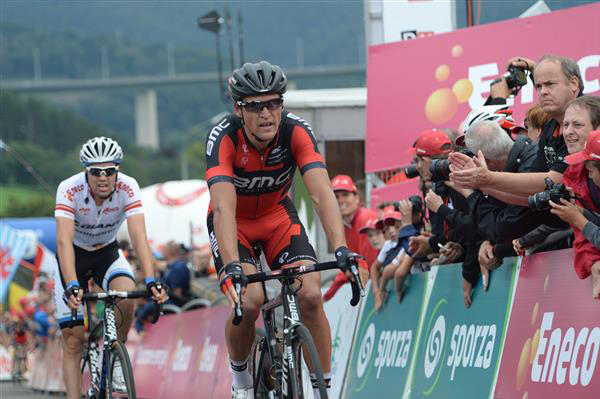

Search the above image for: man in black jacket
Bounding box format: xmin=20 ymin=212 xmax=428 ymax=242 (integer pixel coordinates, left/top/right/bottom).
xmin=453 ymin=120 xmax=566 ymax=280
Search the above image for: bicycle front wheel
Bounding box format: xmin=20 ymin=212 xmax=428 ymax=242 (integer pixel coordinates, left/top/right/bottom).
xmin=290 ymin=324 xmax=328 ymax=399
xmin=106 ymin=340 xmax=136 ymax=399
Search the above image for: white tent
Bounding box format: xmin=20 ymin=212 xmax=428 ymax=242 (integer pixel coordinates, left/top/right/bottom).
xmin=118 ymin=180 xmax=211 ymax=252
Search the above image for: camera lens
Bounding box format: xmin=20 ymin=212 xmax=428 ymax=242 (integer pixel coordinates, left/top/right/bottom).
xmin=403 ymin=165 xmax=419 ymax=179
xmin=430 ymin=159 xmax=451 ymax=182
xmin=528 ymin=191 xmax=550 ymax=211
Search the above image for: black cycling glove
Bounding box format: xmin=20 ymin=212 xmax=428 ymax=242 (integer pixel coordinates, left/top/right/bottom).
xmin=62 ymin=281 xmax=81 ymax=305
xmin=334 ymin=246 xmax=353 ymax=272
xmin=219 ymin=261 xmax=245 ymax=294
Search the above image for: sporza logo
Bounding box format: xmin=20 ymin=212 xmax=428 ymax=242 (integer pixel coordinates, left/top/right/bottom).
xmin=355 ymin=321 xmax=412 ymax=381
xmin=422 ymin=298 xmax=498 ymax=395
xmin=424 ymin=315 xmax=446 ymax=378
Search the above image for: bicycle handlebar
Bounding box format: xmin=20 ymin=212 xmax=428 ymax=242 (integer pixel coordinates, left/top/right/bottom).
xmin=231 ymin=259 xmax=365 ymax=326
xmin=69 ymin=287 xmax=163 ymax=327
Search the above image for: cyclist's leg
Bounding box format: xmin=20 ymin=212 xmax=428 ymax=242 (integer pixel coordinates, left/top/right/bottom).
xmin=101 ymin=248 xmax=136 ymax=342
xmin=292 ymin=264 xmax=331 ymax=374
xmin=54 ymin=259 xmax=85 ymax=399
xmin=263 ymin=200 xmax=330 ymax=375
xmin=225 ymin=261 xmax=265 ymax=360
xmin=209 ymin=213 xmax=264 ymax=395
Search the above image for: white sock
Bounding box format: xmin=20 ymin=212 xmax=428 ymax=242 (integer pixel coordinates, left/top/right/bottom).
xmin=230 ymin=358 xmax=253 ymax=390
xmin=310 ymin=372 xmax=332 ymax=399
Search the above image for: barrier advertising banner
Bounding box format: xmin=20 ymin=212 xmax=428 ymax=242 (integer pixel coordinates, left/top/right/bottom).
xmin=343 ymin=273 xmax=428 ymax=398
xmin=366 ymin=3 xmax=600 ymax=174
xmin=322 ymin=283 xmax=363 ymax=399
xmin=409 ymin=259 xmax=517 ymax=399
xmin=495 ymin=249 xmax=600 ymax=398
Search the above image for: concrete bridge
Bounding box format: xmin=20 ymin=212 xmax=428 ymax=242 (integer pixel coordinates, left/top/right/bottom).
xmin=1 ymin=64 xmax=365 ymax=149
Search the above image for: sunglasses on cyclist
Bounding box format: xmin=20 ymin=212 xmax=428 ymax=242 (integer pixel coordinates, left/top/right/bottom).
xmin=86 ymin=166 xmax=119 ymax=177
xmin=237 ymin=98 xmax=283 ymax=113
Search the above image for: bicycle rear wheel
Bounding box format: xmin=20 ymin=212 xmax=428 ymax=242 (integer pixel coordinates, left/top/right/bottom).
xmin=290 ymin=324 xmax=328 ymax=399
xmin=106 ymin=340 xmax=136 ymax=399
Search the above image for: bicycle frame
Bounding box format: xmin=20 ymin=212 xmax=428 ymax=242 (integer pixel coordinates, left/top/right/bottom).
xmin=84 ymin=299 xmax=119 ymax=397
xmin=254 ymin=276 xmax=306 ymax=397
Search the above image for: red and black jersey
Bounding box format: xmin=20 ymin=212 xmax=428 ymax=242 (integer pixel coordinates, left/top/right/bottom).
xmin=205 ymin=110 xmax=326 ymax=219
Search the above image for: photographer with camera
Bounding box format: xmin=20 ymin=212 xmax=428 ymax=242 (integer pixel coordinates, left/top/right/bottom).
xmin=407 ymin=129 xmax=484 ymax=307
xmin=450 ymin=54 xmax=584 ymax=201
xmin=453 ymin=120 xmax=564 ymax=288
xmin=513 ymin=96 xmax=600 ymax=258
xmin=548 ymin=96 xmax=600 ymax=299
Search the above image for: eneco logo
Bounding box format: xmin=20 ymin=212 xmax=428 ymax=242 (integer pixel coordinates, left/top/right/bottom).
xmin=424 ymin=315 xmax=446 ymax=378
xmin=357 ymin=323 xmax=375 ymax=379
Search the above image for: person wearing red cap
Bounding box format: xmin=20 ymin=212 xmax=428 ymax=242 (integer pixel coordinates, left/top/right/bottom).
xmin=550 ymin=107 xmax=600 ymax=301
xmin=406 ymin=130 xmax=452 ymax=258
xmin=359 ymin=217 xmax=385 ymax=252
xmin=322 ymin=175 xmax=377 ymax=301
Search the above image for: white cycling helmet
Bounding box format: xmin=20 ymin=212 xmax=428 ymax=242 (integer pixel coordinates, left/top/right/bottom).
xmin=80 ymin=136 xmax=123 ymax=166
xmin=456 ymin=105 xmax=517 ymax=146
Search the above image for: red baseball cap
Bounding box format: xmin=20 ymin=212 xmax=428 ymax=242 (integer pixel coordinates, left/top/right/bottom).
xmin=359 ymin=217 xmax=380 ymax=233
xmin=565 ymin=130 xmax=600 ymax=164
xmin=331 ymin=174 xmax=357 ymax=193
xmin=407 ymin=130 xmax=452 ymax=156
xmin=375 ymin=206 xmax=403 ymax=229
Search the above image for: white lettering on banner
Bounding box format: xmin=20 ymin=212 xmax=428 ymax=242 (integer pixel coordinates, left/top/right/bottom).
xmin=467 ymin=54 xmax=600 ymax=109
xmin=580 ymin=55 xmax=600 ymax=94
xmin=374 ymin=329 xmax=412 ymax=379
xmin=532 ymin=312 xmax=600 ymax=387
xmin=446 ymin=323 xmax=496 ymax=381
xmin=206 ymin=119 xmax=230 ymax=156
xmin=137 ymin=349 xmax=168 ymax=366
xmin=198 ymin=336 xmax=218 ymax=372
xmin=468 ymin=63 xmax=499 ymax=109
xmin=172 ymin=339 xmax=192 ymax=372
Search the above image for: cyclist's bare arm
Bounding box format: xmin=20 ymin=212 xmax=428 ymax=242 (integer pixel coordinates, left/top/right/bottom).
xmin=56 ymin=217 xmax=82 ymax=309
xmin=127 ymin=213 xmax=168 ymax=302
xmin=303 ymin=168 xmax=346 ymax=249
xmin=56 ymin=217 xmax=77 ymax=282
xmin=209 ymin=181 xmax=240 ymax=304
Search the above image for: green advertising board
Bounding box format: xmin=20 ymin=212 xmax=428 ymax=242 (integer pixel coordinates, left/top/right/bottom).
xmin=408 ymin=259 xmax=517 ymax=399
xmin=343 ymin=273 xmax=428 ymax=399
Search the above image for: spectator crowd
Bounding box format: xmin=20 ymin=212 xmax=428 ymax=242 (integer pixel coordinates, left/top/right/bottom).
xmin=324 ymin=53 xmax=600 ymax=308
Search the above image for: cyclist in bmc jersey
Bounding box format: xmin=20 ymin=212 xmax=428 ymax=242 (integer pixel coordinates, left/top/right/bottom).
xmin=206 ymin=61 xmax=361 ymax=399
xmin=54 ymin=137 xmax=167 ymax=399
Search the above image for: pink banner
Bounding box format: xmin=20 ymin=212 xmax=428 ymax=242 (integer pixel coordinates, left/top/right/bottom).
xmin=133 ymin=306 xmax=233 ymax=399
xmin=366 ymin=3 xmax=600 ymax=173
xmin=495 ymin=249 xmax=600 ymax=398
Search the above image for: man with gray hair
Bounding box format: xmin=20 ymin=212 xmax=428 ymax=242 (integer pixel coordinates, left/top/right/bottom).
xmin=454 ymin=121 xmax=554 ymax=275
xmin=450 ymin=54 xmax=583 ymax=201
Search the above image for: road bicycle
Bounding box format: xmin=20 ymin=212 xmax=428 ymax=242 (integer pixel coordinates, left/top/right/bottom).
xmin=70 ymin=287 xmax=162 ymax=399
xmin=232 ymin=248 xmax=364 ymax=399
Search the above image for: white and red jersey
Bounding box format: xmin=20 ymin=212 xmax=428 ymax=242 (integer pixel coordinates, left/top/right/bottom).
xmin=55 ymin=172 xmax=143 ymax=250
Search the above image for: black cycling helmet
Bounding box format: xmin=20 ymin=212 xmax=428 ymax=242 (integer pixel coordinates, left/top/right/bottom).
xmin=228 ymin=61 xmax=287 ymax=101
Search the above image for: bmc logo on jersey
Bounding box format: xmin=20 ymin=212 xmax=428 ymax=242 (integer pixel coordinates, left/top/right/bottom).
xmin=233 ymin=166 xmax=292 ymax=191
xmin=206 ymin=119 xmax=231 ymax=156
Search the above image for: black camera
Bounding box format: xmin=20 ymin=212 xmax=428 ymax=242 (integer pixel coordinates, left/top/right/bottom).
xmin=430 ymin=159 xmax=450 ymax=182
xmin=402 ymin=165 xmax=420 ymax=179
xmin=528 ymin=177 xmax=571 ymax=211
xmin=505 ymin=66 xmax=528 ymax=90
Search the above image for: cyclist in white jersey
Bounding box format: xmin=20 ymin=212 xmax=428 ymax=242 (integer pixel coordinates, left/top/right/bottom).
xmin=54 ymin=136 xmax=167 ymax=399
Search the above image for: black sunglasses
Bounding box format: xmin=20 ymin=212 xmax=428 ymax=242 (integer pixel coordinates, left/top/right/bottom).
xmin=86 ymin=166 xmax=119 ymax=177
xmin=238 ymin=98 xmax=283 ymax=113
